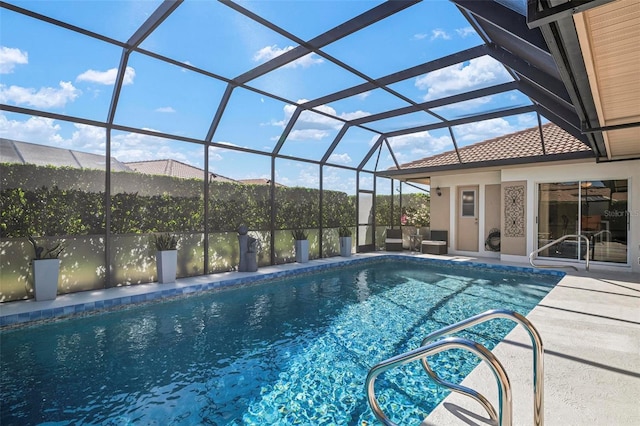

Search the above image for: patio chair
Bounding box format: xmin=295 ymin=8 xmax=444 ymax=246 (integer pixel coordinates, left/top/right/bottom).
xmin=385 ymin=228 xmax=403 ymax=251
xmin=421 ymin=230 xmax=448 ymax=255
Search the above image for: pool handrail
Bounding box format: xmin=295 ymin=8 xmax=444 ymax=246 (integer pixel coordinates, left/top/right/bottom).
xmin=365 ymin=336 xmax=512 ymax=426
xmin=529 ymin=234 xmax=589 ymax=271
xmin=419 ymin=309 xmax=544 ymax=426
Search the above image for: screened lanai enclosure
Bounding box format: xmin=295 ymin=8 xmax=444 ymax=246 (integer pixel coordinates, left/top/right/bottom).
xmin=1 ymin=0 xmax=631 ymax=302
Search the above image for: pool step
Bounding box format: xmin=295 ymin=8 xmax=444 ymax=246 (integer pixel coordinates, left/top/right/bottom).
xmin=365 ymin=309 xmax=545 ymax=426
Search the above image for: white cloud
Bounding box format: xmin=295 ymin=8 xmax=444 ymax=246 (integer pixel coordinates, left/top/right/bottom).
xmin=388 ymin=131 xmax=452 ymax=164
xmin=270 ymin=102 xmax=371 ymax=143
xmin=322 ymin=168 xmax=357 ymax=195
xmin=275 ymin=163 xmax=320 ymax=188
xmin=0 ymin=114 xmax=106 ymax=153
xmin=110 ymin=131 xmax=201 ymax=164
xmin=277 ymin=103 xmax=341 ymax=135
xmin=76 ymin=66 xmax=135 ymax=85
xmin=412 ymin=33 xmax=428 ymax=40
xmin=254 ymin=45 xmax=293 ymax=62
xmin=300 ymin=105 xmax=341 ymax=127
xmin=0 ymin=46 xmax=28 ymax=74
xmin=209 ymin=151 xmax=223 ymax=161
xmin=356 ymin=91 xmax=371 ymax=100
xmin=0 ymin=81 xmax=80 ymax=108
xmin=434 ymin=95 xmax=493 ymax=112
xmin=253 ymin=45 xmax=323 ymax=68
xmin=289 ymin=128 xmax=329 ymax=141
xmin=155 ymin=106 xmax=176 ymax=113
xmin=456 ymin=26 xmax=475 ymax=38
xmin=453 ymin=118 xmax=515 ymax=144
xmin=415 ymin=56 xmax=510 ymax=101
xmin=517 ymin=113 xmax=537 ymax=128
xmin=298 ymin=166 xmax=319 ymax=187
xmin=209 ymin=140 xmax=244 ymax=157
xmin=0 ymin=113 xmax=202 ymax=165
xmin=64 ymin=123 xmax=106 ymax=150
xmin=279 ymin=101 xmax=369 ymax=129
xmin=212 ymin=140 xmax=242 ymax=149
xmin=180 ymin=60 xmax=194 ymax=72
xmin=0 ymin=113 xmax=64 ymax=144
xmin=328 ymin=153 xmax=352 ymax=165
xmin=430 ymin=29 xmax=451 ymax=41
xmin=359 ymin=175 xmax=374 ymax=189
xmin=339 ymin=110 xmax=370 ymax=121
xmin=288 ymin=110 xmax=338 ymax=141
xmin=367 ymin=133 xmax=382 ymax=147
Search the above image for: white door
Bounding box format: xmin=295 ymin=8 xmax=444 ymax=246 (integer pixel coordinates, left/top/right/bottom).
xmin=457 ymin=186 xmax=479 ymax=251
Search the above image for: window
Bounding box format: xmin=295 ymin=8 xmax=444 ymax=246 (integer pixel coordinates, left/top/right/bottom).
xmin=461 ymin=191 xmax=475 ymax=217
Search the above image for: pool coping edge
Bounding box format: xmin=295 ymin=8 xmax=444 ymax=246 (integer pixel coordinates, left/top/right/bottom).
xmin=0 ymin=254 xmax=565 ymax=329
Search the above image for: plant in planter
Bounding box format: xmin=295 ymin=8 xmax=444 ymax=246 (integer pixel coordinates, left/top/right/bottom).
xmin=338 ymin=226 xmax=353 ymax=257
xmin=153 ymin=233 xmax=178 ymax=283
xmin=28 ymin=236 xmax=64 ymax=301
xmin=291 ymin=229 xmax=309 ymax=263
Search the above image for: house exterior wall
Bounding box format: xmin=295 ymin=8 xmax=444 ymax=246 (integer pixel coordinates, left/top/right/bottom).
xmin=485 ymin=184 xmax=501 ymax=252
xmin=430 ymin=171 xmax=501 ymax=257
xmin=429 ymin=186 xmax=450 ymax=245
xmin=429 ymin=159 xmax=640 ymax=272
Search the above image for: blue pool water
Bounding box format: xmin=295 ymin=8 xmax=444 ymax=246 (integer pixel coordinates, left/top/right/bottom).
xmin=0 ymin=258 xmax=561 ymax=425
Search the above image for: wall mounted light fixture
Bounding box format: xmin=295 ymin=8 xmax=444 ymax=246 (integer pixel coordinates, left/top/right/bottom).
xmin=436 ymin=186 xmax=442 ymax=197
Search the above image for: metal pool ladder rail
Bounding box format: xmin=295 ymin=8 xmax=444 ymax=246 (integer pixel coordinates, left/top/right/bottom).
xmin=365 ymin=309 xmax=544 ymax=426
xmin=529 ymin=234 xmax=589 ymax=271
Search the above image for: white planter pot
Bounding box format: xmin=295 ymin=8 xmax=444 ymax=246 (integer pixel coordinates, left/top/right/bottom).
xmin=33 ymin=258 xmax=60 ymax=301
xmin=156 ymin=250 xmax=177 ymax=283
xmin=294 ymin=240 xmax=309 ymax=263
xmin=339 ymin=236 xmax=352 ymax=257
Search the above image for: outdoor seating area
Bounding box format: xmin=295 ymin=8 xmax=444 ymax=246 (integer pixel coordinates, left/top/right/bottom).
xmin=421 ymin=240 xmax=448 ymax=255
xmin=420 ymin=230 xmax=449 ymax=255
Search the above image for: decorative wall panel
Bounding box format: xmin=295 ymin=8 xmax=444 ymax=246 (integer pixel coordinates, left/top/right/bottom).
xmin=504 ymin=185 xmax=525 ymax=237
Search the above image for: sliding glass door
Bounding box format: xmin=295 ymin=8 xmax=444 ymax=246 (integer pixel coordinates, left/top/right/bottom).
xmin=538 ymin=180 xmax=628 ymax=264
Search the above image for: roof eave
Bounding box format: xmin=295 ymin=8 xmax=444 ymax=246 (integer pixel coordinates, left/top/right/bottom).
xmin=377 ymin=150 xmax=595 ymax=179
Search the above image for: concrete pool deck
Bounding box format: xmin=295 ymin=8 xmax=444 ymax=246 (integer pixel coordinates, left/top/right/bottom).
xmin=1 ymin=252 xmax=638 ymax=425
xmin=422 ymin=260 xmax=640 ymax=425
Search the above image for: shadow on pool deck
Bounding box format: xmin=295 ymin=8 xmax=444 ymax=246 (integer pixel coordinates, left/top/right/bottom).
xmin=422 ymin=268 xmax=640 ymax=426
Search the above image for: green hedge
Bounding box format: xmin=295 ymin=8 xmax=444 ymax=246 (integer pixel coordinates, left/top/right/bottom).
xmin=0 ymin=163 xmax=361 ymax=237
xmin=0 ymin=163 xmax=430 ymax=238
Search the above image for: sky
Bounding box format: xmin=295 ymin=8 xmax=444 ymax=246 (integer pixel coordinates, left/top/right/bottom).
xmin=0 ymin=0 xmax=543 ymax=193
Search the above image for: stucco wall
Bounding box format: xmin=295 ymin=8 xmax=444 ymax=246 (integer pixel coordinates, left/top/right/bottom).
xmin=484 ymin=184 xmax=501 ymax=252
xmin=429 ymin=186 xmax=450 ymax=245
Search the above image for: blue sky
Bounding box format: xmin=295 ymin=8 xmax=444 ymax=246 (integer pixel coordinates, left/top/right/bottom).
xmin=0 ymin=0 xmax=543 ymax=193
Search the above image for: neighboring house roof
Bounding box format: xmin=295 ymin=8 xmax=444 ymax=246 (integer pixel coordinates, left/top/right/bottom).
xmin=399 ymin=123 xmax=593 ymax=171
xmin=238 ymin=178 xmax=286 ymax=187
xmin=0 ymin=138 xmax=131 ymax=171
xmin=125 ymin=159 xmax=237 ymax=183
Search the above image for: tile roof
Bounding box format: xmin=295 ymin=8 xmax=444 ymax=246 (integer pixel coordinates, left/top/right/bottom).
xmin=399 ymin=123 xmax=593 ymax=170
xmin=125 ymin=159 xmax=237 ymax=183
xmin=0 ymin=138 xmax=131 ymax=171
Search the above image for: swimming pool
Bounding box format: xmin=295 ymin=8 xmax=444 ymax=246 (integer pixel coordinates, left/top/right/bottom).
xmin=0 ymin=257 xmax=562 ymax=425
